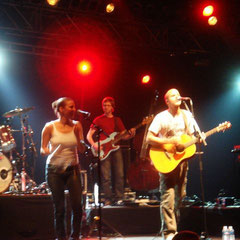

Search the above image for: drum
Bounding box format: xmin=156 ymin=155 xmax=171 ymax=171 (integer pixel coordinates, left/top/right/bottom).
xmin=0 ymin=153 xmax=13 ymax=193
xmin=0 ymin=125 xmax=16 ymax=153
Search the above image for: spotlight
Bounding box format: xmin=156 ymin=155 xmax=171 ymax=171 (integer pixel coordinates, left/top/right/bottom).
xmin=142 ymin=75 xmax=151 ymax=84
xmin=46 ymin=0 xmax=60 ymax=6
xmin=202 ymin=5 xmax=214 ymax=17
xmin=0 ymin=49 xmax=7 ymax=70
xmin=236 ymin=77 xmax=240 ymax=91
xmin=0 ymin=53 xmax=4 ymax=69
xmin=106 ymin=3 xmax=115 ymax=13
xmin=77 ymin=60 xmax=92 ymax=75
xmin=208 ymin=16 xmax=218 ymax=26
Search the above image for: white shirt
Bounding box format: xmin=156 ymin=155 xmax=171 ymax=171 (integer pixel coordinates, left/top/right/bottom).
xmin=148 ymin=109 xmax=196 ymax=138
xmin=46 ymin=121 xmax=78 ymax=170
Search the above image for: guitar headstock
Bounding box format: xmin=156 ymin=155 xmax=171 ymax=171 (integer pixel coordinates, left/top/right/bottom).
xmin=217 ymin=121 xmax=232 ymax=132
xmin=142 ymin=114 xmax=154 ymax=125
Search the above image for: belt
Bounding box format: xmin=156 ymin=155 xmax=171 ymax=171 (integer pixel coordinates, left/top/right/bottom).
xmin=47 ymin=164 xmax=79 ymax=173
xmin=65 ymin=165 xmax=78 ymax=171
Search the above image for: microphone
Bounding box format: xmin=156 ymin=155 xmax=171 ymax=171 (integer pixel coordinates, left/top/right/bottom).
xmin=77 ymin=109 xmax=91 ymax=116
xmin=178 ymin=97 xmax=191 ymax=101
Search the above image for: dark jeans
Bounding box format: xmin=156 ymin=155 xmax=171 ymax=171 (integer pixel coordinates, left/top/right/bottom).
xmin=159 ymin=161 xmax=188 ymax=237
xmin=46 ymin=165 xmax=83 ymax=239
xmin=101 ymin=149 xmax=124 ymax=202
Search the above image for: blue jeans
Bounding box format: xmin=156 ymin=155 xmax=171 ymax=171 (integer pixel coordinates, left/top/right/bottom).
xmin=46 ymin=164 xmax=83 ymax=239
xmin=101 ymin=149 xmax=124 ymax=202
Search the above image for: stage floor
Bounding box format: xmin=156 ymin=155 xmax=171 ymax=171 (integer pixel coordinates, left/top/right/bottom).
xmin=0 ymin=194 xmax=239 ymax=240
xmin=83 ymin=236 xmax=229 ymax=240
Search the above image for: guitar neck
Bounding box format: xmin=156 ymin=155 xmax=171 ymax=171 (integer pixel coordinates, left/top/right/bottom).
xmin=204 ymin=127 xmax=219 ymax=138
xmin=183 ymin=126 xmax=220 ymax=149
xmin=113 ymin=122 xmax=144 ymax=144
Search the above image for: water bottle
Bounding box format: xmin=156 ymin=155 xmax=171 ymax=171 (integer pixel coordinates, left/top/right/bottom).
xmin=229 ymin=226 xmax=235 ymax=240
xmin=21 ymin=170 xmax=26 ymax=192
xmin=85 ymin=195 xmax=89 ymax=209
xmin=222 ymin=226 xmax=229 ymax=240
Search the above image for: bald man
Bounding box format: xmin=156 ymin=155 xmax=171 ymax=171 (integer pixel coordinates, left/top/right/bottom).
xmin=147 ymin=89 xmax=198 ymax=240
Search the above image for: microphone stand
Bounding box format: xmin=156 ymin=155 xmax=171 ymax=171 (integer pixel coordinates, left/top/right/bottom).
xmin=25 ymin=116 xmax=38 ymax=183
xmin=80 ymin=113 xmax=109 ymax=240
xmin=182 ymin=100 xmax=211 ymax=240
xmin=93 ymin=124 xmax=106 ymax=240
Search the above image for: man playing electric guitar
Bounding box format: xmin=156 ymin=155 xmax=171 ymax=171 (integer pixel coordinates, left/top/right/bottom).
xmin=146 ymin=88 xmax=200 ymax=240
xmin=87 ymin=96 xmax=135 ymax=206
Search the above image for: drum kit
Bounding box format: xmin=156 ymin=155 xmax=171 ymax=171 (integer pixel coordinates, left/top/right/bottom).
xmin=0 ymin=107 xmax=37 ymax=194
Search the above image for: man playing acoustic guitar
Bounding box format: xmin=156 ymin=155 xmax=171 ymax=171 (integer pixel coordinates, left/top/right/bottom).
xmin=87 ymin=96 xmax=135 ymax=206
xmin=146 ymin=88 xmax=199 ymax=240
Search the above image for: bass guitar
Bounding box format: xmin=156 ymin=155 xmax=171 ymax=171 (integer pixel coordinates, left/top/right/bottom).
xmin=150 ymin=121 xmax=231 ymax=174
xmin=91 ymin=115 xmax=154 ymax=161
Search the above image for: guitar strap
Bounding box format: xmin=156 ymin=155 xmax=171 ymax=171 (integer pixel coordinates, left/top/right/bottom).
xmin=181 ymin=110 xmax=191 ymax=135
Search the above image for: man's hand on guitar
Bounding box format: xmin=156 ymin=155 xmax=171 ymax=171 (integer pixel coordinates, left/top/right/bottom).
xmin=128 ymin=128 xmax=136 ymax=138
xmin=198 ymin=132 xmax=206 ymax=143
xmin=168 ymin=136 xmax=185 ymax=152
xmin=92 ymin=142 xmax=103 ymax=151
xmin=175 ymin=143 xmax=185 ymax=152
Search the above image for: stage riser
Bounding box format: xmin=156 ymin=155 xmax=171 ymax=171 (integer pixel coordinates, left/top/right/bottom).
xmin=89 ymin=205 xmax=240 ymax=237
xmin=0 ymin=195 xmax=71 ymax=240
xmin=0 ymin=195 xmax=239 ymax=239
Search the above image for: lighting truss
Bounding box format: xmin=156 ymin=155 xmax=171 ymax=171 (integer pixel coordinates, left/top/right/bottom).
xmin=0 ymin=0 xmax=221 ymax=58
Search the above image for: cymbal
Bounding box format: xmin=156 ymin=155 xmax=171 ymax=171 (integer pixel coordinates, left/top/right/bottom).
xmin=2 ymin=107 xmax=34 ymax=118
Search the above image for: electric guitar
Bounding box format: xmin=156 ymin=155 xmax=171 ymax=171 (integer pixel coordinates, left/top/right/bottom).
xmin=150 ymin=121 xmax=231 ymax=174
xmin=91 ymin=115 xmax=154 ymax=161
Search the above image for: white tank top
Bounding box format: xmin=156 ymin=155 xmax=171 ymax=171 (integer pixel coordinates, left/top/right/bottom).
xmin=46 ymin=121 xmax=78 ymax=170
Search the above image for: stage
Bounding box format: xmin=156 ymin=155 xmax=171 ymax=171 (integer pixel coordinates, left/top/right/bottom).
xmin=81 ymin=236 xmax=225 ymax=240
xmin=0 ymin=194 xmax=239 ymax=240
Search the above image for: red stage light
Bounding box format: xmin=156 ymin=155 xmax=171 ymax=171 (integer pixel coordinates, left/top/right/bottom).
xmin=77 ymin=60 xmax=92 ymax=75
xmin=36 ymin=16 xmax=120 ymax=101
xmin=203 ymin=5 xmax=214 ymax=17
xmin=142 ymin=75 xmax=150 ymax=84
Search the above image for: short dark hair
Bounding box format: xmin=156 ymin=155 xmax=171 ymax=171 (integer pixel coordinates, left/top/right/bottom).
xmin=102 ymin=96 xmax=115 ymax=108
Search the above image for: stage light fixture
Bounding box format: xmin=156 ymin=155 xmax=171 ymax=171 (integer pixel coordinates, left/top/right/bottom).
xmin=208 ymin=16 xmax=218 ymax=26
xmin=142 ymin=75 xmax=151 ymax=84
xmin=203 ymin=5 xmax=214 ymax=17
xmin=106 ymin=3 xmax=115 ymax=13
xmin=46 ymin=0 xmax=60 ymax=6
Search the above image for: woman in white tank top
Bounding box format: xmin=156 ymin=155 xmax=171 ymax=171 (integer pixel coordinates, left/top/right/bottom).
xmin=41 ymin=97 xmax=85 ymax=240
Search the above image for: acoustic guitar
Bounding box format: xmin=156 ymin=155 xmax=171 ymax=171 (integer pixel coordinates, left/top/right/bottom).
xmin=150 ymin=121 xmax=231 ymax=174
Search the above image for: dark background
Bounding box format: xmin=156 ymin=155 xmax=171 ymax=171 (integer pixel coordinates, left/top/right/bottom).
xmin=0 ymin=0 xmax=239 ymax=201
